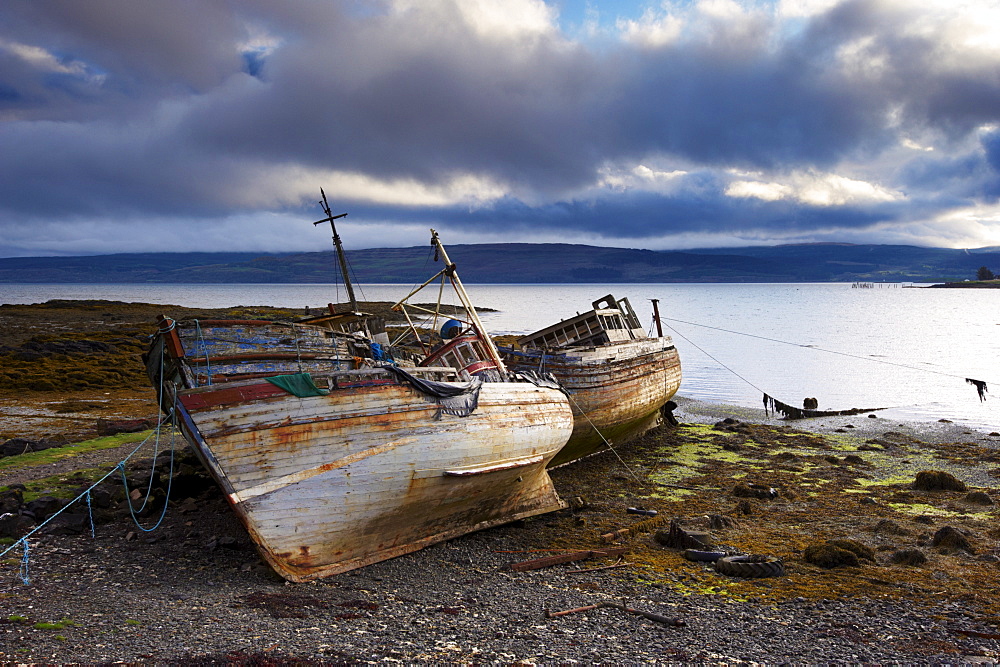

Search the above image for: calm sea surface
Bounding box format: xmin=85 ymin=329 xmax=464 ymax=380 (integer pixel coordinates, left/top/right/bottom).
xmin=4 ymin=282 xmax=999 ymax=431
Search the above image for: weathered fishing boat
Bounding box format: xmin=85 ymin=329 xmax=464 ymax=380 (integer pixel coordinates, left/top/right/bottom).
xmin=500 ymin=295 xmax=681 ymax=467
xmin=144 ymin=197 xmax=573 ymax=582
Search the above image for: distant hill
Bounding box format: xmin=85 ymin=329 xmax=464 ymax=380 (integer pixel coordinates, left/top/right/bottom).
xmin=2 ymin=243 xmax=998 ymax=284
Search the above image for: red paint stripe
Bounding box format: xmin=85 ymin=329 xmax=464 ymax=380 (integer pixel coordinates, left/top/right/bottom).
xmin=179 ymin=383 xmax=291 ymax=410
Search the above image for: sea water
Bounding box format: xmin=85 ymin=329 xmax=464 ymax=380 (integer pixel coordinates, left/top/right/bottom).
xmin=4 ymin=282 xmax=999 ymax=431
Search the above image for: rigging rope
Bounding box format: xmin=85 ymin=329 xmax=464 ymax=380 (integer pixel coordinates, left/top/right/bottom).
xmin=660 ymin=315 xmax=996 ymax=386
xmin=662 ymin=321 xmax=767 ymax=396
xmin=194 ymin=319 xmax=212 ymax=386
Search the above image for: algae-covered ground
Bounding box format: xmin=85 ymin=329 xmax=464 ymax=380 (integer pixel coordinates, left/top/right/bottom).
xmin=526 ymin=412 xmax=1000 ymax=625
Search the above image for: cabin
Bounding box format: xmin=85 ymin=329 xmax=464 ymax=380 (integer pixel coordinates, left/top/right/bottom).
xmin=516 ymin=295 xmax=646 ymax=350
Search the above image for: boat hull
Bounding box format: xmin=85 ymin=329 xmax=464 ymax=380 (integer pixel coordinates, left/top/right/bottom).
xmin=169 ymin=376 xmax=573 ymax=581
xmin=502 ymin=338 xmax=681 ymax=466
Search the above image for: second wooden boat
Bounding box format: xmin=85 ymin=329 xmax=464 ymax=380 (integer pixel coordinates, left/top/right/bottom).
xmin=500 ymin=294 xmax=681 ymax=466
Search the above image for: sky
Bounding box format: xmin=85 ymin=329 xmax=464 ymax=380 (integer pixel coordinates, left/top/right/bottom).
xmin=2 ymin=0 xmax=1000 ymax=257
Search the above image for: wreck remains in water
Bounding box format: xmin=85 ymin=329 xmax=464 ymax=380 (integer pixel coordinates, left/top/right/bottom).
xmin=144 ymin=195 xmax=573 ymax=582
xmin=500 ymin=294 xmax=681 ymax=467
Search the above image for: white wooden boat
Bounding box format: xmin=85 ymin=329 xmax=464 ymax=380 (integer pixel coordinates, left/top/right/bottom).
xmin=500 ymin=295 xmax=681 ymax=467
xmin=144 ymin=204 xmax=572 ymax=581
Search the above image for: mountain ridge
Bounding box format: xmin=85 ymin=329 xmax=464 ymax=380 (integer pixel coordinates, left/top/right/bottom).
xmin=1 ymin=243 xmax=997 ymax=284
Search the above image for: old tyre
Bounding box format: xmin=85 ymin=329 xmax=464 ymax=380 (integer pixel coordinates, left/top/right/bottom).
xmin=683 ymin=549 xmax=726 ymax=562
xmin=715 ymin=555 xmax=785 ymax=578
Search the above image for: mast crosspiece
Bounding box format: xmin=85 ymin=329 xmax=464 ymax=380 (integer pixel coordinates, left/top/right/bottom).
xmin=313 ymin=188 xmax=358 ymax=312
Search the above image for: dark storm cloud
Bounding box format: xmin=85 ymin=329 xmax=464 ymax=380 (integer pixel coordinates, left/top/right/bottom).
xmin=1 ymin=0 xmax=999 ymax=255
xmin=427 ymin=186 xmax=895 ymax=238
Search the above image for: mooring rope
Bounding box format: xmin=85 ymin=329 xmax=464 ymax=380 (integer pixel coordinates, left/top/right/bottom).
xmin=18 ymin=540 xmax=30 ymax=585
xmin=662 ymin=321 xmax=767 ymax=396
xmin=562 ymin=390 xmax=645 ymax=486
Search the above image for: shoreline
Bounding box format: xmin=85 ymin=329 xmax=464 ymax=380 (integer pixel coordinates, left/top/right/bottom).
xmin=674 ymin=395 xmax=1000 ymax=446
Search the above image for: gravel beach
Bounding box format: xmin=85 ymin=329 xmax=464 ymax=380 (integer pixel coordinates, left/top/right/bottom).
xmin=4 ymin=396 xmax=1000 ymax=665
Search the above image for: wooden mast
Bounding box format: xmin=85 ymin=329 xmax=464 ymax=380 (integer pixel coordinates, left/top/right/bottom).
xmin=429 ymin=229 xmax=507 ymax=373
xmin=650 ymin=298 xmax=664 ymax=337
xmin=313 ymin=188 xmax=358 ymax=312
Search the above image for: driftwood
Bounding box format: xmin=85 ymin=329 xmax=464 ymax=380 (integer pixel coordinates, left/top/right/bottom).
xmin=600 ymin=514 xmax=670 ymax=543
xmin=544 ymin=601 xmax=686 ymax=627
xmin=509 ymin=548 xmax=628 ymax=572
xmin=566 ymin=561 xmax=631 ymax=574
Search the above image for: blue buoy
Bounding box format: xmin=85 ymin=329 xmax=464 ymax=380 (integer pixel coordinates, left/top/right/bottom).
xmin=440 ymin=319 xmax=463 ymax=339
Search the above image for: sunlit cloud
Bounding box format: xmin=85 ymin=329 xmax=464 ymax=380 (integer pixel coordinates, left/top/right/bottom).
xmin=0 ymin=39 xmax=92 ymax=78
xmin=726 ymin=171 xmax=901 ymax=206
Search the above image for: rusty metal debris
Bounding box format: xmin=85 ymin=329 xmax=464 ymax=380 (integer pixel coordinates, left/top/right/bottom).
xmin=544 ymin=601 xmax=685 ymax=627
xmin=653 ymin=519 xmax=714 ymax=549
xmin=509 ymin=547 xmax=628 ymax=572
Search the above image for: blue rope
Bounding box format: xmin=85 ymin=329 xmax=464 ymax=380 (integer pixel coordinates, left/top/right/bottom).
xmin=0 ymin=340 xmax=179 ymax=581
xmin=86 ymin=490 xmax=95 ymax=538
xmin=18 ymin=540 xmax=29 ymax=585
xmin=194 ymin=319 xmax=212 ymax=386
xmin=119 ymin=402 xmax=177 ymax=533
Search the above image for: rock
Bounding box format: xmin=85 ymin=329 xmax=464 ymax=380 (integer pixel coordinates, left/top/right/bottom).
xmin=871 ymin=519 xmax=910 ymax=536
xmin=0 ymin=488 xmax=24 ymax=514
xmin=804 ymin=543 xmax=859 ymax=568
xmin=803 ymin=539 xmax=874 ymax=568
xmin=0 ymin=512 xmax=35 ymax=539
xmin=97 ymin=417 xmax=154 ymax=436
xmin=707 ymin=513 xmax=740 ymax=530
xmin=889 ymin=549 xmax=927 ymax=566
xmin=931 ymin=526 xmax=974 ymax=554
xmin=24 ymin=496 xmax=70 ymax=522
xmin=827 ymin=538 xmax=875 ymax=561
xmin=1 ymin=438 xmax=36 ymax=458
xmin=963 ymin=491 xmax=993 ymax=505
xmin=913 ymin=471 xmax=967 ymax=492
xmin=40 ymin=513 xmax=90 ymax=536
xmin=732 ymin=482 xmax=778 ymax=499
